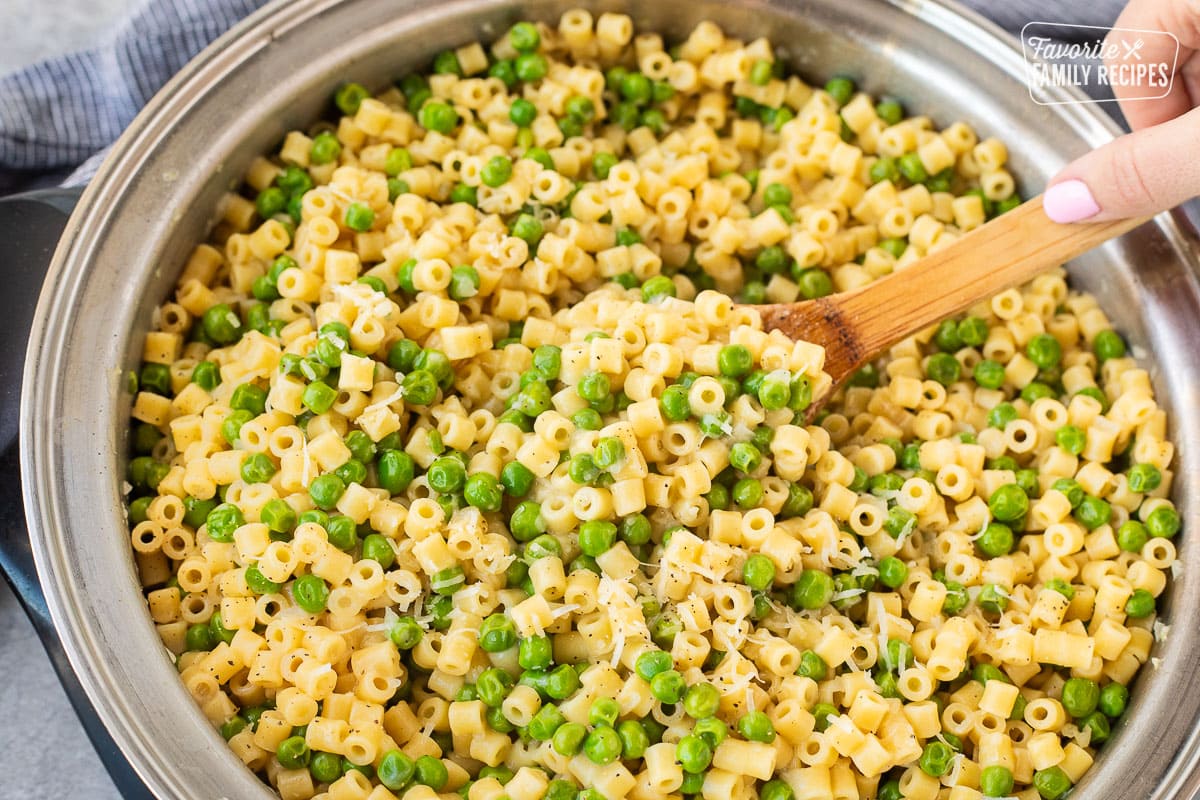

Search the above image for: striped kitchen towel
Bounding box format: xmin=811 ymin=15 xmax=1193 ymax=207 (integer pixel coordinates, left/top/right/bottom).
xmin=0 ymin=0 xmax=1125 ymax=194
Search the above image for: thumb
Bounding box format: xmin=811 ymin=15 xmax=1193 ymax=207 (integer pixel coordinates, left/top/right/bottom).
xmin=1044 ymin=106 xmax=1200 ymax=222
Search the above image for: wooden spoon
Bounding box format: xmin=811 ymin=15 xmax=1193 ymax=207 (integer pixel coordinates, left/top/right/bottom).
xmin=753 ymin=195 xmax=1148 ymax=411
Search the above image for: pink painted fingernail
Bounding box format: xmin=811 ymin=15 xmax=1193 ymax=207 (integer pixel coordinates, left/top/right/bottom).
xmin=1043 ymin=179 xmax=1100 ymax=223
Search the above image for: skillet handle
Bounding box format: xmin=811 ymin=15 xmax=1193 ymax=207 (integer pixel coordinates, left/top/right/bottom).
xmin=0 ymin=187 xmax=81 ymax=620
xmin=0 ymin=188 xmax=155 ymax=799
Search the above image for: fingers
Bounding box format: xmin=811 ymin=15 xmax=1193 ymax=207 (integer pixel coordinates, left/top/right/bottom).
xmin=1107 ymin=0 xmax=1200 ymax=128
xmin=1045 ymin=105 xmax=1200 ymax=221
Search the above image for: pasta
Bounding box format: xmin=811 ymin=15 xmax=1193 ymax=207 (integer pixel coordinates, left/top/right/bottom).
xmin=125 ymin=11 xmax=1178 ymax=800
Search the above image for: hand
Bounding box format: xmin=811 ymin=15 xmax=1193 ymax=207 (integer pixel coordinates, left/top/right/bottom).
xmin=1043 ymin=0 xmax=1200 ymax=222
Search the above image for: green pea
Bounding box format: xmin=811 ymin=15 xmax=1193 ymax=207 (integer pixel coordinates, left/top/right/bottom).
xmin=878 ymin=556 xmax=908 ymax=589
xmin=635 ymin=649 xmax=672 ymax=682
xmin=514 ymin=52 xmax=548 ymax=82
xmin=388 ymin=615 xmax=423 ymax=650
xmin=989 ymin=484 xmax=1028 ymax=522
xmin=973 ymin=663 xmax=1008 ymax=686
xmin=276 ymin=735 xmax=310 ymax=768
xmin=179 ymin=496 xmax=216 ymax=530
xmin=204 ymin=503 xmax=243 ymax=543
xmin=729 ymin=441 xmax=762 ymax=474
xmin=681 ymin=683 xmax=720 ymax=720
xmin=731 ymin=477 xmax=762 ymax=509
xmin=979 ymin=582 xmax=1008 ymax=614
xmin=792 ymin=650 xmax=826 ymax=681
xmin=585 ymin=697 xmax=620 ymax=728
xmin=518 ymin=635 xmax=554 ymax=670
xmin=876 ymin=779 xmax=902 ymax=800
xmin=619 ymin=71 xmax=652 ymax=104
xmin=735 ymin=554 xmax=776 ymax=593
xmin=1146 ymin=505 xmax=1181 ymax=538
xmin=508 ymin=21 xmax=541 ymax=52
xmin=492 ymin=462 xmax=534 ymax=500
xmin=207 ymin=612 xmax=236 ymax=645
xmin=641 ymin=275 xmax=676 ymax=302
xmin=344 ymin=202 xmax=375 ymax=232
xmin=1116 ymin=520 xmax=1149 ymax=552
xmin=293 ymin=574 xmax=329 ymax=613
xmin=418 ymin=101 xmax=458 ymax=134
xmin=201 ymin=303 xmax=243 ymax=346
xmin=824 ymin=76 xmax=855 ymax=106
xmin=545 ymin=664 xmax=580 ymax=700
xmin=448 ymin=182 xmax=477 ymax=206
xmin=788 ymin=374 xmax=814 ymax=411
xmin=240 ymin=452 xmax=277 ymax=484
xmin=973 ymin=358 xmax=1006 ymax=390
xmin=897 ymin=152 xmax=927 ymax=183
xmin=309 ymin=131 xmax=342 ymax=165
xmin=1098 ymin=682 xmax=1128 ymax=718
xmin=528 ymin=703 xmax=566 ymax=741
xmin=307 ymin=750 xmax=341 ymax=783
xmin=1045 ymin=578 xmax=1075 ymax=600
xmin=486 ymin=705 xmax=514 ymax=733
xmin=977 ymin=522 xmax=1014 ymax=558
xmin=544 ymin=780 xmax=579 ymax=800
xmin=956 ymin=316 xmax=989 ymax=346
xmin=1126 ymin=588 xmax=1156 ymax=618
xmin=781 ymin=484 xmax=814 ymax=518
xmin=583 ymin=725 xmax=622 ymax=764
xmin=139 ymin=362 xmax=173 ymax=397
xmin=509 ymin=500 xmax=545 ymax=542
xmin=373 ymin=450 xmax=413 ymax=496
xmin=790 ymin=570 xmax=834 ymax=610
xmin=308 ymin=473 xmax=346 ymax=510
xmin=1093 ymin=329 xmax=1126 ymax=362
xmin=552 ymin=721 xmax=587 ymax=756
xmin=675 ymin=733 xmax=713 ymax=773
xmin=649 ymin=669 xmax=685 ymax=703
xmin=942 ymin=580 xmax=969 ymax=614
xmin=1126 ymin=462 xmax=1161 ymax=493
xmin=919 ymin=740 xmax=954 ymax=777
xmin=737 ymin=710 xmax=775 ymax=743
xmin=185 ymin=361 xmax=221 ymax=395
xmin=476 ymin=667 xmax=514 ymax=708
xmin=593 ymin=437 xmax=625 ymax=470
xmin=1075 ymin=494 xmax=1111 ymax=530
xmin=564 ymin=95 xmax=595 ymax=124
xmin=884 ymin=506 xmax=917 ymax=539
xmin=1033 ymin=766 xmax=1072 ymax=800
xmin=298 ymin=380 xmax=335 ymax=415
xmin=478 ymin=155 xmax=514 ymax=189
xmin=445 ymin=263 xmax=480 ymax=300
xmin=592 ymin=151 xmax=619 ymax=179
xmin=1054 ymin=424 xmax=1086 ymax=456
xmin=869 ymin=156 xmax=899 ymax=184
xmin=1026 ymin=333 xmax=1062 ymax=369
xmin=980 ymin=765 xmax=1014 ymax=797
xmin=659 ymin=384 xmax=691 ymax=421
xmin=575 ymin=520 xmax=616 ymax=557
xmin=414 ymin=755 xmax=448 ymax=790
xmin=424 ymin=457 xmax=464 ymax=494
xmin=185 ymin=623 xmax=214 ymax=652
xmin=459 ymin=472 xmax=500 ymax=513
xmin=377 ymin=749 xmax=416 ymax=790
xmin=925 ymin=352 xmax=961 ymax=386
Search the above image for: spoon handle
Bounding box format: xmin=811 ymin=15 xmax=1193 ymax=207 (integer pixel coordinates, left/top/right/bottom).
xmin=830 ymin=196 xmax=1148 ymax=360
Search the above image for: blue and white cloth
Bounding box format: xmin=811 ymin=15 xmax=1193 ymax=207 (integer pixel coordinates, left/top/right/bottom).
xmin=0 ymin=0 xmax=267 ymax=192
xmin=0 ymin=0 xmax=1125 ymax=194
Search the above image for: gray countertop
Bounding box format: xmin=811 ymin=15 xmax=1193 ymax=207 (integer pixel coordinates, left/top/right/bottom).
xmin=3 ymin=8 xmax=130 ymax=800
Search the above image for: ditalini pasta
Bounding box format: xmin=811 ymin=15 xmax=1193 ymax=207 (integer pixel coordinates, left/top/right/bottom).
xmin=126 ymin=11 xmax=1178 ymax=800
